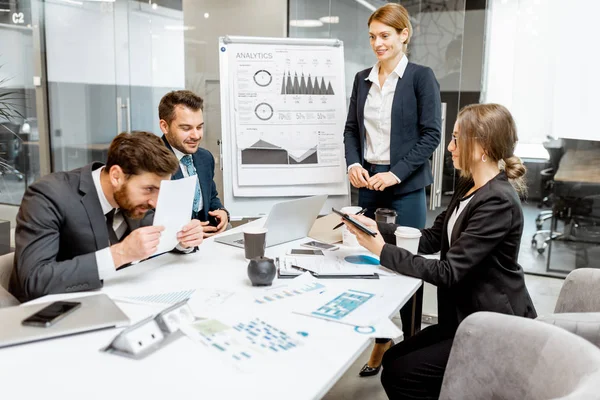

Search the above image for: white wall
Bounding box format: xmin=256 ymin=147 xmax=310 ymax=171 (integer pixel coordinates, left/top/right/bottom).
xmin=483 ymin=0 xmax=600 ymax=144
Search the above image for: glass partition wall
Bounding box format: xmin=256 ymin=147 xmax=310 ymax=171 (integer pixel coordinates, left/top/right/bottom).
xmin=483 ymin=0 xmax=600 ymax=277
xmin=0 ymin=0 xmax=41 ymax=204
xmin=45 ymin=0 xmax=185 ymax=172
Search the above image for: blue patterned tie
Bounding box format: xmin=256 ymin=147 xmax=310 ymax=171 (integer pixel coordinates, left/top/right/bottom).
xmin=181 ymin=155 xmax=202 ymax=216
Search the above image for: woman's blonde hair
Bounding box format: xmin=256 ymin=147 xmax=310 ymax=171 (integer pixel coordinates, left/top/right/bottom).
xmin=368 ymin=3 xmax=413 ymax=53
xmin=456 ymin=103 xmax=527 ymax=195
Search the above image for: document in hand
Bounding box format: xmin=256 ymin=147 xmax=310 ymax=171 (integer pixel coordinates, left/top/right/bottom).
xmin=152 ymin=175 xmax=196 ymax=255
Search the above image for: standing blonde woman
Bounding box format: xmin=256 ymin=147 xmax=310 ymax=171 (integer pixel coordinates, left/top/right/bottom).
xmin=343 ymin=3 xmax=441 ymax=376
xmin=344 ymin=103 xmax=537 ymax=399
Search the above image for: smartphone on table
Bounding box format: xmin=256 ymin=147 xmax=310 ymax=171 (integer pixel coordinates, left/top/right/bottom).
xmin=302 ymin=240 xmax=339 ymax=251
xmin=21 ymin=301 xmax=82 ymax=327
xmin=287 ymin=248 xmax=325 ymax=256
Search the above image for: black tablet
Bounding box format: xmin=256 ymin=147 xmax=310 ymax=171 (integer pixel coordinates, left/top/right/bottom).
xmin=331 ymin=208 xmax=377 ymax=237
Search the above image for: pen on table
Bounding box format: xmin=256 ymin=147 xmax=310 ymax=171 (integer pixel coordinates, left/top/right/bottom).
xmin=332 ymin=208 xmax=367 ymax=230
xmin=291 ymin=264 xmax=310 ymax=273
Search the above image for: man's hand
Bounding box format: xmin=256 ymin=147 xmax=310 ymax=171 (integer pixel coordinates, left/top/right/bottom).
xmin=367 ymin=172 xmax=397 ymax=191
xmin=177 ymin=219 xmax=204 ymax=248
xmin=343 ymin=215 xmax=386 ymax=256
xmin=348 ymin=165 xmax=370 ymax=188
xmin=208 ymin=209 xmax=228 ymax=234
xmin=111 ymin=225 xmax=164 ymax=268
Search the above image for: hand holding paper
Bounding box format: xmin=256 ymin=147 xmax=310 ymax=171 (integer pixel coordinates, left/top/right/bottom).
xmin=177 ymin=219 xmax=204 ymax=248
xmin=152 ymin=176 xmax=197 ymax=255
xmin=111 ymin=225 xmax=165 ymax=268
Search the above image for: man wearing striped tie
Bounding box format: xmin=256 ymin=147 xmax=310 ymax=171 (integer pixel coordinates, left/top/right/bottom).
xmin=159 ymin=90 xmax=230 ymax=238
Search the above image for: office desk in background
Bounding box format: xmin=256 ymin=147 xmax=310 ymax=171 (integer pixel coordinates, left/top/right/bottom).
xmin=548 ymin=147 xmax=600 ymax=273
xmin=0 ymin=219 xmax=422 ymax=400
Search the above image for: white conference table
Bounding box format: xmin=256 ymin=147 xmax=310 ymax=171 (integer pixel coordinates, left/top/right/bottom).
xmin=0 ymin=220 xmax=422 ymax=400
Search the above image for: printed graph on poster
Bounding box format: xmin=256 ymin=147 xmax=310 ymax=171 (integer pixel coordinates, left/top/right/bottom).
xmin=229 ymin=44 xmax=347 ymax=189
xmin=219 ymin=36 xmax=349 ymax=210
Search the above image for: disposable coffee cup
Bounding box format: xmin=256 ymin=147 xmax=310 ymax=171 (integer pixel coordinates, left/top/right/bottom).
xmin=375 ymin=208 xmax=397 ymax=224
xmin=341 ymin=206 xmax=362 ymax=215
xmin=394 ymin=226 xmax=422 ymax=254
xmin=342 ymin=225 xmax=360 ymax=247
xmin=340 ymin=206 xmax=362 ymax=247
xmin=243 ymin=228 xmax=268 ymax=260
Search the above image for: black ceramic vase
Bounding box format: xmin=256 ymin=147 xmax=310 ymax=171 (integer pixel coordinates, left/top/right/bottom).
xmin=247 ymin=256 xmax=276 ymax=286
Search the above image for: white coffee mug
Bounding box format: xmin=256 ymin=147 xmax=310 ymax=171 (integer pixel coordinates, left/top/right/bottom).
xmin=394 ymin=226 xmax=422 ymax=254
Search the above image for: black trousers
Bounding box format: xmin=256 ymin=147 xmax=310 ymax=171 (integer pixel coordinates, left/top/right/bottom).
xmin=381 ymin=324 xmax=455 ymax=400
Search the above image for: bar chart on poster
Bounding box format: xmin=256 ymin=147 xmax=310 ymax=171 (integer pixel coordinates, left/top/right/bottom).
xmin=219 ymin=36 xmax=350 ymax=217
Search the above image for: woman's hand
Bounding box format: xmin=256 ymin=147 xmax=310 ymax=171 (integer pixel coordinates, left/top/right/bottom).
xmin=348 ymin=165 xmax=370 ymax=188
xmin=343 ymin=215 xmax=386 ymax=256
xmin=367 ymin=172 xmax=398 ymax=191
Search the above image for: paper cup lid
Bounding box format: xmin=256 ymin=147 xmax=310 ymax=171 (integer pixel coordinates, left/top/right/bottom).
xmin=243 ymin=227 xmax=268 ymax=234
xmin=341 ymin=206 xmax=362 ymax=214
xmin=394 ymin=226 xmax=421 ymax=239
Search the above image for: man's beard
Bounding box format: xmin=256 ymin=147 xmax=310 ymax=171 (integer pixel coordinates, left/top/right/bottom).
xmin=167 ymin=132 xmax=198 ymax=155
xmin=114 ymin=183 xmax=148 ymax=220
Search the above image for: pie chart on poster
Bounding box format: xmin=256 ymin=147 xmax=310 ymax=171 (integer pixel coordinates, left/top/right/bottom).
xmin=344 ymin=255 xmax=380 ymax=265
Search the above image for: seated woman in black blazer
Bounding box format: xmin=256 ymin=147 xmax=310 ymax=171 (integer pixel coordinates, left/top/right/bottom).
xmin=343 ymin=103 xmax=537 ymax=400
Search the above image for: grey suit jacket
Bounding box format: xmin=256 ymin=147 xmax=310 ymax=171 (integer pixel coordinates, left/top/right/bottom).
xmin=9 ymin=162 xmax=152 ymax=302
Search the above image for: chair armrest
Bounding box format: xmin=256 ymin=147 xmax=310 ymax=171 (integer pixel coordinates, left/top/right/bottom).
xmin=0 ymin=285 xmax=18 ymax=308
xmin=537 ymin=312 xmax=600 ymax=348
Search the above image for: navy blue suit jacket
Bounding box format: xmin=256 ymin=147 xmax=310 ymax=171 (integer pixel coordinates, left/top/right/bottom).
xmin=343 ymin=62 xmax=442 ymax=195
xmin=161 ymin=136 xmax=223 ymax=221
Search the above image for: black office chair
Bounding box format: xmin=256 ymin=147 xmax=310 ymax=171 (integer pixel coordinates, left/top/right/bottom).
xmin=531 ymin=138 xmax=564 ymax=254
xmin=532 ymin=140 xmax=600 ymax=255
xmin=0 ymin=123 xmax=24 ymax=181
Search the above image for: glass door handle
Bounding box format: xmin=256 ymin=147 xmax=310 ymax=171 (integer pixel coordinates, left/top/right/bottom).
xmin=116 ymin=97 xmax=123 ymax=134
xmin=125 ymin=97 xmax=131 ymax=133
xmin=116 ymin=97 xmax=131 ymax=133
xmin=430 ymin=103 xmax=447 ymax=210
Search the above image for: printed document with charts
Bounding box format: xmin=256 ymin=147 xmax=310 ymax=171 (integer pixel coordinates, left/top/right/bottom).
xmin=278 ymin=251 xmax=397 ymax=277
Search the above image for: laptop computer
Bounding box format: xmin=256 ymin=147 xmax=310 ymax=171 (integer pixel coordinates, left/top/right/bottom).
xmin=0 ymin=293 xmax=129 ymax=348
xmin=215 ymin=194 xmax=327 ymax=248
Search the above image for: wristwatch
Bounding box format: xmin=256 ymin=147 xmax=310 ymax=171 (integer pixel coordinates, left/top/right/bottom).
xmin=217 ymin=207 xmax=230 ymax=223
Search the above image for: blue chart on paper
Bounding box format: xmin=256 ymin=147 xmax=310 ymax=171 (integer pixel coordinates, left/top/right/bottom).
xmin=312 ymin=289 xmax=375 ymax=321
xmin=344 ymin=255 xmax=380 ymax=265
xmin=188 ymin=318 xmax=302 ymax=362
xmin=231 ymin=318 xmax=300 ymax=359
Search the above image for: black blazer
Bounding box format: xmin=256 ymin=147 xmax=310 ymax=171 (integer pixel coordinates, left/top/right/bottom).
xmin=162 ymin=136 xmax=223 ymax=221
xmin=10 ymin=163 xmax=152 ymax=302
xmin=343 ymin=62 xmax=442 ymax=195
xmin=379 ymin=171 xmax=537 ymax=331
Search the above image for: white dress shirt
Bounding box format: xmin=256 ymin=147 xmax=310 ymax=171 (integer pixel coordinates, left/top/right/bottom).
xmin=447 ymin=194 xmax=474 ymax=246
xmin=348 ymin=55 xmax=409 ymax=184
xmin=172 ymin=146 xmax=203 ymax=213
xmin=92 ymin=166 xmax=124 ymax=280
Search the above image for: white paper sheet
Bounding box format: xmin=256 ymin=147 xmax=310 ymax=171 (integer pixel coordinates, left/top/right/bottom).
xmin=152 ymin=176 xmax=196 ymax=255
xmin=293 ymin=288 xmax=388 ymax=327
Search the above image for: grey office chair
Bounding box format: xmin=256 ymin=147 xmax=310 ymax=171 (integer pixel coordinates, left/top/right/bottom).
xmin=0 ymin=252 xmax=18 ymax=307
xmin=535 ymin=269 xmax=600 ymax=349
xmin=439 ymin=312 xmax=600 ymax=399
